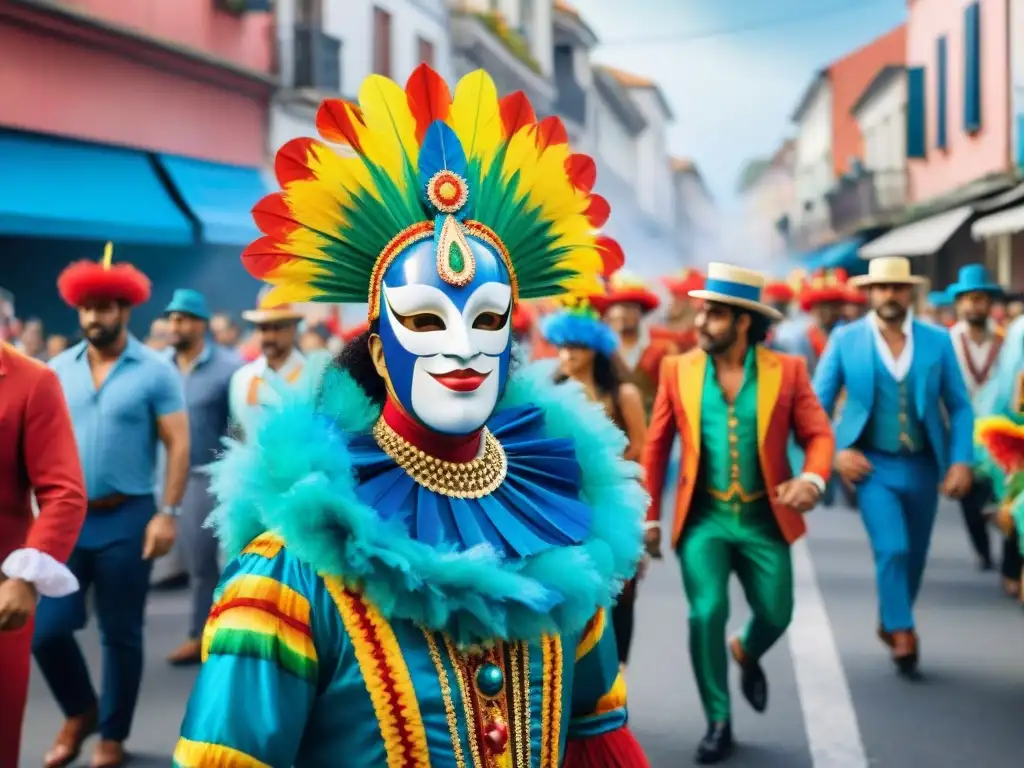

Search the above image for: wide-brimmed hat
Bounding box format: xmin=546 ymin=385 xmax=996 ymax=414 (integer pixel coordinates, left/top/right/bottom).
xmin=662 ymin=269 xmax=705 ymax=300
xmin=242 ymin=286 xmax=304 ymax=324
xmin=590 ymin=270 xmax=660 ymax=314
xmin=57 ymin=242 xmax=151 ymax=308
xmin=688 ymin=263 xmax=783 ymax=321
xmin=849 ymin=256 xmax=925 ymax=288
xmin=946 ymin=264 xmax=1003 ymax=300
xmin=763 ymin=281 xmax=795 ymax=304
xmin=927 ymin=289 xmax=951 ymax=308
xmin=164 ymin=288 xmax=210 ymax=321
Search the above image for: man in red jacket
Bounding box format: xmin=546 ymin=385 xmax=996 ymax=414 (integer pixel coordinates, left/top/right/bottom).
xmin=0 ymin=342 xmax=87 ymax=768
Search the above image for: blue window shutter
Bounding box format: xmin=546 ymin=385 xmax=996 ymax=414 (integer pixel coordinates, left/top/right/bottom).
xmin=907 ymin=67 xmax=927 ymax=158
xmin=936 ymin=37 xmax=947 ymax=148
xmin=964 ymin=1 xmax=982 ymax=132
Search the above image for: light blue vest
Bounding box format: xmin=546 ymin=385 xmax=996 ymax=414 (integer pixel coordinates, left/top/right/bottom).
xmin=861 ymin=345 xmax=926 ymax=454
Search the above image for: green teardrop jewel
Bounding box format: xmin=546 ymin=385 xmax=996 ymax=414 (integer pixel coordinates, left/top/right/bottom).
xmin=448 ymin=241 xmax=465 ymax=273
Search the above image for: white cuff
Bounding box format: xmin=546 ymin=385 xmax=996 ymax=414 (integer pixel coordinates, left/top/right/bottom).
xmin=1 ymin=549 xmax=80 ymax=598
xmin=799 ymin=473 xmax=827 ymax=496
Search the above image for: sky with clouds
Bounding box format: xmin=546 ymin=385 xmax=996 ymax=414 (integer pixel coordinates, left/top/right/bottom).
xmin=569 ymin=0 xmax=908 ymax=210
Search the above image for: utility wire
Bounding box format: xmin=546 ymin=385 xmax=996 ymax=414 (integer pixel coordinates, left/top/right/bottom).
xmin=597 ymin=0 xmax=898 ymax=47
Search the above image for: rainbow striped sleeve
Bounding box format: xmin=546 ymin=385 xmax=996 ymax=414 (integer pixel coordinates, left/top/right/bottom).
xmin=175 ymin=534 xmax=328 ymax=767
xmin=567 ymin=608 xmax=629 ymax=739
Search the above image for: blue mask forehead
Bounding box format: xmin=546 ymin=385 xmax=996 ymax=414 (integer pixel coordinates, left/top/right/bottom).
xmin=382 ymin=236 xmax=511 ymax=311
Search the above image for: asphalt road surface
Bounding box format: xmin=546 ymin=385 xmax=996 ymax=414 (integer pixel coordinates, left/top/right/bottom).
xmin=20 ymin=501 xmax=1024 ymax=767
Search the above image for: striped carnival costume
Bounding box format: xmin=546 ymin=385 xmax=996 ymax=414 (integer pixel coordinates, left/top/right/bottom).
xmin=174 ymin=65 xmax=650 ymax=767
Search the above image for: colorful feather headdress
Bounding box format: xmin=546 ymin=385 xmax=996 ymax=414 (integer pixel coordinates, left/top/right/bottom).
xmin=244 ymin=65 xmax=624 ymax=320
xmin=541 ymin=294 xmax=619 ymax=357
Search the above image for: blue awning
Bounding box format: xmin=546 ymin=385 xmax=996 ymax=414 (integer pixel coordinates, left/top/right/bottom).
xmin=157 ymin=154 xmax=268 ymax=246
xmin=805 ymin=237 xmax=868 ymax=274
xmin=0 ymin=131 xmax=194 ymax=245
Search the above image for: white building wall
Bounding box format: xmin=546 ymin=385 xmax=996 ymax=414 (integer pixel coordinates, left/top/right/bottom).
xmin=856 ymin=77 xmax=907 ymax=172
xmin=628 ymin=90 xmax=674 ymax=228
xmin=793 ymin=83 xmax=834 ymax=233
xmin=591 ymin=95 xmax=638 ymax=183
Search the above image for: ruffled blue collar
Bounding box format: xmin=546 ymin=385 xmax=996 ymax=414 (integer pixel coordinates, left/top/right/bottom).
xmin=207 ymin=363 xmax=647 ymax=645
xmin=348 ymin=405 xmax=592 ymax=563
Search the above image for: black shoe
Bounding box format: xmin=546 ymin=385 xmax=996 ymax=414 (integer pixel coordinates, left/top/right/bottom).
xmin=739 ymin=660 xmax=768 ymax=713
xmin=694 ymin=721 xmax=733 ymax=764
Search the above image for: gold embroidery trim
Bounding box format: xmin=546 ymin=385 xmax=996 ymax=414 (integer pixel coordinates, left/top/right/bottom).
xmin=539 ymin=635 xmax=563 ymax=767
xmin=444 ymin=637 xmax=484 ymax=767
xmin=509 ymin=642 xmax=531 ymax=768
xmin=704 ymin=484 xmax=767 ymax=503
xmin=373 ymin=418 xmax=508 ymax=498
xmin=423 ymin=631 xmax=466 ymax=768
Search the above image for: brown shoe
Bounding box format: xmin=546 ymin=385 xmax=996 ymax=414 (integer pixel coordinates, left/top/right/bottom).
xmin=91 ymin=739 xmax=126 ymax=768
xmin=44 ymin=706 xmax=98 ymax=768
xmin=167 ymin=637 xmax=203 ymax=666
xmin=891 ymin=630 xmax=920 ymax=679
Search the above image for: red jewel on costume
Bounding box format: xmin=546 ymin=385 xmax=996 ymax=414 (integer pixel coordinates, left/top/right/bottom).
xmin=427 ymin=170 xmax=470 ymax=214
xmin=483 ymin=719 xmax=510 ymax=753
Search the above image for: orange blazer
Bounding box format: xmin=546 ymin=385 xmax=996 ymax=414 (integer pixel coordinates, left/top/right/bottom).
xmin=641 ymin=346 xmax=834 ymax=547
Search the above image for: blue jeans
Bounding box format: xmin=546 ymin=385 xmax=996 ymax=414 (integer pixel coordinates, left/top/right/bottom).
xmin=32 ymin=495 xmax=155 ymax=741
xmin=855 ymin=452 xmax=939 ymax=632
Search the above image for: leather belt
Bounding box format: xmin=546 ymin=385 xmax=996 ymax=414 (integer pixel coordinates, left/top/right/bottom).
xmin=87 ymin=493 xmax=129 ymax=511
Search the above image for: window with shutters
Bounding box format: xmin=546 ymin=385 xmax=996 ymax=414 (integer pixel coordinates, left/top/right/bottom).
xmin=373 ymin=7 xmax=392 ymax=77
xmin=964 ymin=1 xmax=981 ymax=133
xmin=417 ymin=36 xmax=435 ymax=67
xmin=906 ymin=67 xmax=927 ymax=158
xmin=936 ymin=36 xmax=948 ymax=149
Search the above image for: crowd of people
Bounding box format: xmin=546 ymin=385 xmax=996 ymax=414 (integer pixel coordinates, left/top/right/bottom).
xmin=1 ymin=62 xmax=1023 ymax=768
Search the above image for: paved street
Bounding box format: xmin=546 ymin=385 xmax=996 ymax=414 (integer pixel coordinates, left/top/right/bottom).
xmin=20 ymin=501 xmax=1024 ymax=767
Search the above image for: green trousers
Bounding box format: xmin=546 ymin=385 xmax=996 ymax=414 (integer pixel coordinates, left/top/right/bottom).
xmin=677 ymin=504 xmax=794 ymax=723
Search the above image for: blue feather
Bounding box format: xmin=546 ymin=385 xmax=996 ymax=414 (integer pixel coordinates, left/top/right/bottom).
xmin=418 ymin=120 xmax=469 ymax=219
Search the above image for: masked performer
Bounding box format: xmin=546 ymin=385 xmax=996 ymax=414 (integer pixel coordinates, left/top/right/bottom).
xmin=642 ymin=263 xmax=834 ymax=764
xmin=174 ymin=65 xmax=649 ymax=768
xmin=814 ymin=257 xmax=974 ymax=678
xmin=592 ymin=271 xmax=677 ymax=417
xmin=543 ymin=299 xmax=647 ymax=674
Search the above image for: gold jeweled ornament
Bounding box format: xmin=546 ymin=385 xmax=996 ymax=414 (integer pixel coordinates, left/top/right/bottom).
xmin=372 ymin=418 xmax=507 ymax=498
xmin=436 ymin=215 xmax=476 ymax=288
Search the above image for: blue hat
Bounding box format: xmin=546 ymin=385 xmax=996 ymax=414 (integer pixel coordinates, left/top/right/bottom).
xmin=947 ymin=264 xmax=1002 ymax=300
xmin=164 ymin=289 xmax=210 ymax=320
xmin=927 ymin=290 xmax=951 ymax=308
xmin=541 ymin=309 xmax=620 ymax=357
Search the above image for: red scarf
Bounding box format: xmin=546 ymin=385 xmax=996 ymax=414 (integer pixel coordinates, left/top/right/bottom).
xmin=958 ymin=332 xmax=1002 ymax=388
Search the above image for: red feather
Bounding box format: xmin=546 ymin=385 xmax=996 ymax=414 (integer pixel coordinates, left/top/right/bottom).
xmin=596 ymin=236 xmax=626 ymax=277
xmin=585 ymin=194 xmax=611 ymax=228
xmin=241 ymin=237 xmax=298 ymax=279
xmin=566 ymin=154 xmax=597 ymax=192
xmin=316 ymin=99 xmax=365 ymax=151
xmin=534 ymin=116 xmax=568 ymax=150
xmin=405 ymin=63 xmax=452 ymax=143
xmin=498 ymin=91 xmax=536 ymax=137
xmin=562 ymin=727 xmax=650 ymax=768
xmin=274 ymin=138 xmax=322 ymax=186
xmin=252 ymin=193 xmax=298 ymax=240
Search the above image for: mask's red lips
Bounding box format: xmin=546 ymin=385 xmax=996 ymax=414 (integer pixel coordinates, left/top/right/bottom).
xmin=429 ymin=369 xmax=490 ymax=392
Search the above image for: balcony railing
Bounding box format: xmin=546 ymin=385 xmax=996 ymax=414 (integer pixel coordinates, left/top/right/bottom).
xmin=826 ymin=168 xmax=907 ymax=235
xmin=293 ymin=25 xmax=342 ymax=93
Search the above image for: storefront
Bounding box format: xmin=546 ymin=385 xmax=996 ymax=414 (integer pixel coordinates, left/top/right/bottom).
xmin=0 ymin=1 xmax=275 ymax=333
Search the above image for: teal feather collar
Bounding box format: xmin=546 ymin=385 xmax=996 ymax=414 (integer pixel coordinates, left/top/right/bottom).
xmin=207 ymin=363 xmax=648 ymax=645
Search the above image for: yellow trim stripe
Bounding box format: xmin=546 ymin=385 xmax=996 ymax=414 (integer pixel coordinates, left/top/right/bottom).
xmin=241 ymin=532 xmax=285 ymax=559
xmin=540 ymin=635 xmax=564 ymax=767
xmin=575 ymin=608 xmax=606 ymax=662
xmin=325 ymin=579 xmax=430 ymax=767
xmin=173 ymin=738 xmax=271 ymax=768
xmin=593 ymin=672 xmax=628 ymax=715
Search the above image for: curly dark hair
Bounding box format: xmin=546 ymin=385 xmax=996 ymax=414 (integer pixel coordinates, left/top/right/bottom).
xmin=735 ymin=308 xmax=772 ymax=346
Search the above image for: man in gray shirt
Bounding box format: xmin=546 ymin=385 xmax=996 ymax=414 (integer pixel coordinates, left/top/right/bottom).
xmin=162 ymin=290 xmax=241 ymax=665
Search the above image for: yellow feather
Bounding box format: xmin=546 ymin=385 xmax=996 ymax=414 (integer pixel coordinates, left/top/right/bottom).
xmin=101 ymin=241 xmax=114 ymax=269
xmin=448 ymin=70 xmax=503 ymax=176
xmin=263 ymin=253 xmax=327 ymax=282
xmin=261 ymin=283 xmax=320 ymax=307
xmin=356 ymin=75 xmax=419 ymax=187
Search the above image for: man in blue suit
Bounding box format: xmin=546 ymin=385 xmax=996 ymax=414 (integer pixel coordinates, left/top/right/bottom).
xmin=813 ymin=256 xmax=974 ymax=678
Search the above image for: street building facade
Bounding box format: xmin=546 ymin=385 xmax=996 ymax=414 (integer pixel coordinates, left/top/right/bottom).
xmin=0 ymin=0 xmax=275 ymax=334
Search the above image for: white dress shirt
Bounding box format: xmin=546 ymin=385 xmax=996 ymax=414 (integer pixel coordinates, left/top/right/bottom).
xmin=869 ymin=310 xmax=914 ymax=381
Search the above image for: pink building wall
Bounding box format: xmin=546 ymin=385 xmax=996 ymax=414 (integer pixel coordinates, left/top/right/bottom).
xmin=0 ymin=1 xmax=273 ymax=167
xmin=907 ymin=0 xmax=1011 ymax=203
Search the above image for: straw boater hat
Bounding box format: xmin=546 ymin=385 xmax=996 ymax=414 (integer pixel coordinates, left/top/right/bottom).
xmin=849 ymin=256 xmax=925 ymax=288
xmin=242 ymin=285 xmax=304 ymax=324
xmin=688 ymin=263 xmax=783 ymax=321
